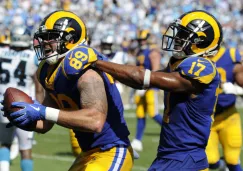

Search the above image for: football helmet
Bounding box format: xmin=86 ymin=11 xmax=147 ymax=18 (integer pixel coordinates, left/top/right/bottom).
xmin=162 ymin=10 xmax=223 ymax=59
xmin=10 ymin=26 xmax=31 ymax=48
xmin=0 ymin=29 xmax=11 ymax=46
xmin=137 ymin=30 xmax=150 ymax=40
xmin=33 ymin=10 xmax=87 ymax=65
xmin=100 ymin=34 xmax=115 ymax=56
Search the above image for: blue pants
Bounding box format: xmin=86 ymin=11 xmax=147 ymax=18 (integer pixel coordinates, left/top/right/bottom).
xmin=148 ymin=155 xmax=208 ymax=171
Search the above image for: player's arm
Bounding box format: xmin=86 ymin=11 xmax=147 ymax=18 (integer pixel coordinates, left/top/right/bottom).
xmin=149 ymin=49 xmax=161 ymax=71
xmin=33 ymin=74 xmax=44 ymax=103
xmin=55 ymin=69 xmax=107 ymax=133
xmin=34 ymin=91 xmax=57 ymax=133
xmin=221 ymin=49 xmax=243 ymax=95
xmin=233 ymin=63 xmax=243 ymax=87
xmin=93 ymin=60 xmax=204 ymax=93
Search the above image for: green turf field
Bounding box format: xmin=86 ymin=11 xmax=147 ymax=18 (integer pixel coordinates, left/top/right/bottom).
xmin=10 ymin=109 xmax=243 ymax=171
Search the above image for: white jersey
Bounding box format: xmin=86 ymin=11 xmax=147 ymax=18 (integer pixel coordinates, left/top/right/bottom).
xmin=109 ymin=51 xmax=128 ymax=64
xmin=0 ymin=46 xmax=37 ymax=123
xmin=109 ymin=51 xmax=129 ymax=94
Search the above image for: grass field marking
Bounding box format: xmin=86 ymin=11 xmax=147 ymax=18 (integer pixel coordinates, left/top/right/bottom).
xmin=32 ymin=153 xmax=74 ymax=162
xmin=132 ymin=166 xmax=148 ymax=171
xmin=38 ymin=137 xmax=66 ymax=143
xmin=47 ymin=129 xmax=69 ymax=135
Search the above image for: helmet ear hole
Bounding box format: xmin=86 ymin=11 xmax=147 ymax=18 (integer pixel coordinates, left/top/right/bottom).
xmin=64 ymin=33 xmax=74 ymax=42
xmin=64 ymin=31 xmax=79 ymax=43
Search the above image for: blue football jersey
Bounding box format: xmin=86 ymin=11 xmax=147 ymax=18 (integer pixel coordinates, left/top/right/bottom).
xmin=158 ymin=57 xmax=220 ymax=161
xmin=136 ymin=46 xmax=152 ymax=69
xmin=37 ymin=43 xmax=130 ymax=151
xmin=211 ymin=47 xmax=242 ymax=114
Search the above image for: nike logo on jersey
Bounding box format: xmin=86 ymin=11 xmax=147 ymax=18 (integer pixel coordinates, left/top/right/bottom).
xmin=197 ymin=59 xmax=207 ymax=63
xmin=30 ymin=105 xmax=40 ymax=111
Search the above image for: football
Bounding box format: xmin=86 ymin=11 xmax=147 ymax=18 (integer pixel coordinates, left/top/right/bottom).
xmin=3 ymin=87 xmax=33 ymax=119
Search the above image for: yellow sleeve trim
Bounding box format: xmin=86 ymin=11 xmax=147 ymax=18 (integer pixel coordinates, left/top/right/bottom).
xmin=105 ymin=73 xmax=114 ymax=84
xmin=195 ymin=59 xmax=216 ymax=84
xmin=45 ymin=62 xmax=63 ymax=90
xmin=211 ymin=47 xmax=225 ymax=62
xmin=230 ymin=48 xmax=236 ymax=63
xmin=195 ymin=71 xmax=216 ymax=84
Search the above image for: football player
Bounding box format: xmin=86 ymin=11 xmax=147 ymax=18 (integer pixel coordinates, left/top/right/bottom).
xmin=0 ymin=29 xmax=10 ymax=47
xmin=0 ymin=26 xmax=44 ymax=171
xmin=76 ymin=10 xmax=223 ymax=170
xmin=131 ymin=29 xmax=163 ymax=151
xmin=4 ymin=10 xmax=133 ymax=171
xmin=206 ymin=46 xmax=243 ymax=171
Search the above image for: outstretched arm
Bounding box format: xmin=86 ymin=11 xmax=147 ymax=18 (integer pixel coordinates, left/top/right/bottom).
xmin=56 ymin=69 xmax=108 ymax=132
xmin=12 ymin=69 xmax=108 ymax=133
xmin=234 ymin=63 xmax=243 ymax=87
xmin=93 ymin=60 xmax=203 ymax=93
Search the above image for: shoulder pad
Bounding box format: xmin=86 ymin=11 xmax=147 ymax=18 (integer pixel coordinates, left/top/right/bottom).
xmin=63 ymin=46 xmax=98 ymax=76
xmin=176 ymin=57 xmax=217 ymax=84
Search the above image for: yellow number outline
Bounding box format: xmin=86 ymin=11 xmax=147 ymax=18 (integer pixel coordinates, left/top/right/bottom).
xmin=69 ymin=48 xmax=95 ymax=70
xmin=70 ymin=58 xmax=82 ymax=70
xmin=188 ymin=61 xmax=206 ymax=76
xmin=50 ymin=93 xmax=79 ymax=110
xmin=75 ymin=51 xmax=88 ymax=61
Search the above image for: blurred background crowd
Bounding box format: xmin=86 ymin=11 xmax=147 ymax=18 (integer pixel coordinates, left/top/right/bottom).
xmin=1 ymin=0 xmax=243 ymax=64
xmin=1 ymin=1 xmax=243 ymax=170
xmin=1 ymin=0 xmax=243 ymax=106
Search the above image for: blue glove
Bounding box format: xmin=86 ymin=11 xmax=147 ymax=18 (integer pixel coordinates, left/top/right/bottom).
xmin=8 ymin=100 xmax=46 ymax=127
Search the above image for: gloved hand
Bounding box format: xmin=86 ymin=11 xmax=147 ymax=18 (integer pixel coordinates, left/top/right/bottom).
xmin=8 ymin=100 xmax=46 ymax=127
xmin=222 ymin=82 xmax=243 ymax=95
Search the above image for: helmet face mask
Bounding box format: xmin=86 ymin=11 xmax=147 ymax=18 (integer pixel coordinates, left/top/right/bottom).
xmin=33 ymin=10 xmax=87 ymax=65
xmin=34 ymin=30 xmax=66 ymax=62
xmin=100 ymin=34 xmax=115 ymax=56
xmin=162 ymin=10 xmax=223 ymax=58
xmin=162 ymin=21 xmax=193 ymax=51
xmin=100 ymin=42 xmax=113 ymax=56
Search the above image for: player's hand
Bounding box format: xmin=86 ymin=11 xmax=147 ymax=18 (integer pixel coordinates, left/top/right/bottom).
xmin=8 ymin=101 xmax=46 ymax=127
xmin=222 ymin=82 xmax=243 ymax=95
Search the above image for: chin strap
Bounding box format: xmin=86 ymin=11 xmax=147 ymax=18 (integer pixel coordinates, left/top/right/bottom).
xmin=46 ymin=39 xmax=87 ymax=65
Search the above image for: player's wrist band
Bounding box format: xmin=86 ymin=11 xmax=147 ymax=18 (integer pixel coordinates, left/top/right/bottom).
xmin=45 ymin=107 xmax=60 ymax=123
xmin=143 ymin=69 xmax=151 ymax=88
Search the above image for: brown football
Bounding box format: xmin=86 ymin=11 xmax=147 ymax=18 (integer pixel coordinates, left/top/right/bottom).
xmin=3 ymin=87 xmax=33 ymax=120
